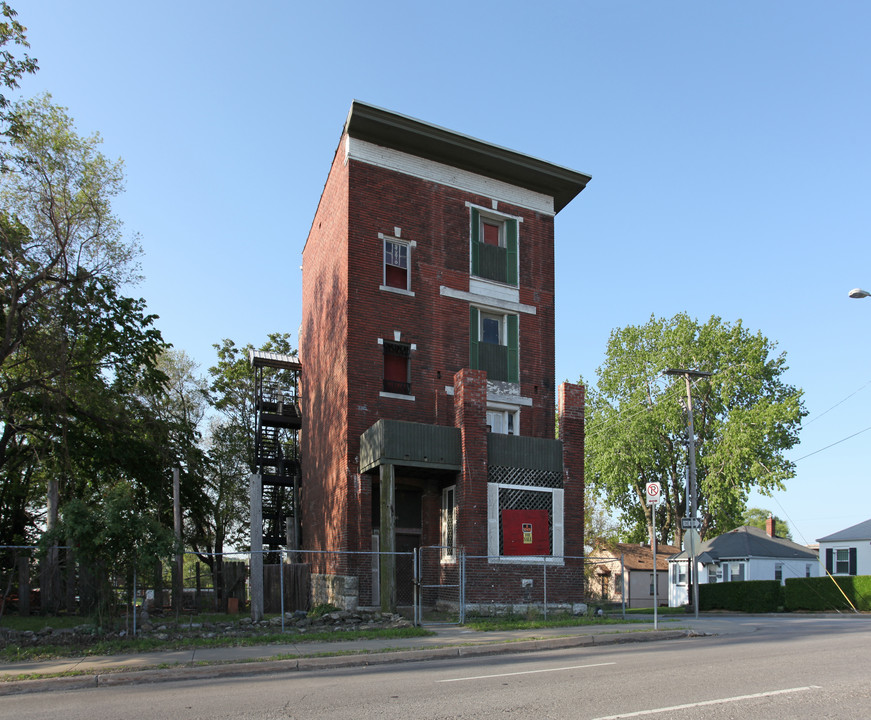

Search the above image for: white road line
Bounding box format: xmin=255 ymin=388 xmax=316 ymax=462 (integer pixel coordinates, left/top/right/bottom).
xmin=588 ymin=685 xmax=821 ymax=719
xmin=437 ymin=662 xmax=616 ymax=683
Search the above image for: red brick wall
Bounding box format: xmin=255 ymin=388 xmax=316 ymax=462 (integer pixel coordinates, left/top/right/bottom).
xmin=453 ymin=368 xmax=489 ymax=556
xmin=559 ymin=382 xmax=586 ymax=557
xmin=302 ymin=133 xmax=563 ymax=561
xmin=300 ymin=138 xmax=354 ymax=558
xmin=343 ymin=160 xmax=558 ymax=447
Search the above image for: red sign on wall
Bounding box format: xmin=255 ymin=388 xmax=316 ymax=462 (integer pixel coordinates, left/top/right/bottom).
xmin=502 ymin=509 xmax=550 ymax=556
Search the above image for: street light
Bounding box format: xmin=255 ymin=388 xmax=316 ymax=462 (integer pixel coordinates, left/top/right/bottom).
xmin=848 ymin=288 xmax=870 ymax=299
xmin=663 ymin=367 xmax=713 ymax=619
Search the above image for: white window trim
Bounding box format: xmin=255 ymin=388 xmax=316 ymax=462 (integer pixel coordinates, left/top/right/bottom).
xmin=486 ymin=482 xmax=564 ymax=565
xmin=465 ymin=202 xmax=523 ymax=225
xmin=486 ymin=402 xmax=520 ymax=436
xmin=834 ymin=546 xmax=853 ymax=575
xmin=441 ymin=485 xmax=457 ymax=563
xmin=379 ymin=233 xmax=416 ymax=296
xmin=378 ymin=336 xmax=415 ymax=400
xmin=379 ymin=391 xmax=416 ymax=401
xmin=479 ymin=311 xmax=507 ymax=346
xmin=466 ymin=203 xmax=522 ymax=286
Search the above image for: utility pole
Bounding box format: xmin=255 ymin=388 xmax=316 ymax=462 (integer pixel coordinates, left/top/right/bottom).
xmin=664 ymin=368 xmax=712 ymax=619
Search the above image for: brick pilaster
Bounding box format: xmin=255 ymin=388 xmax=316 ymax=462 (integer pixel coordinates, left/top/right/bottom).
xmin=559 ymin=382 xmax=585 ymax=556
xmin=453 ymin=368 xmax=488 ymax=556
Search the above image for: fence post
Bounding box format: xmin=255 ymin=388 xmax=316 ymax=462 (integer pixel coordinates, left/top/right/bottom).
xmin=133 ymin=568 xmax=137 ymax=636
xmin=543 ymin=558 xmax=548 ymax=619
xmin=249 ymin=473 xmax=264 ymax=621
xmin=621 ymin=553 xmax=626 ymax=620
xmin=412 ymin=548 xmax=419 ymax=627
xmin=460 ymin=549 xmax=466 ymax=624
xmin=279 ymin=548 xmax=285 ymax=632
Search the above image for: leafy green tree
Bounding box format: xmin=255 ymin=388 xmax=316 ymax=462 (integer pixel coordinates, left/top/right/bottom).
xmin=584 ymin=313 xmax=805 ymax=547
xmin=0 ymin=94 xmax=174 ymax=616
xmin=207 ymin=332 xmax=297 ymax=471
xmin=187 ymin=334 xmax=297 ymax=607
xmin=743 ymin=507 xmax=792 ymax=540
xmin=53 ymin=483 xmax=174 ymax=626
xmin=0 ymin=2 xmax=38 ymax=165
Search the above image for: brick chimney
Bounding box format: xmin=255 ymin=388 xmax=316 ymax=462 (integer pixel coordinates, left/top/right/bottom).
xmin=765 ymin=515 xmax=776 ymax=538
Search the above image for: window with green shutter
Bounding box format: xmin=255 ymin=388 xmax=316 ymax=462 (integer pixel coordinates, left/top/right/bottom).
xmin=470 ymin=207 xmax=518 ymax=287
xmin=469 ymin=307 xmax=519 ymax=383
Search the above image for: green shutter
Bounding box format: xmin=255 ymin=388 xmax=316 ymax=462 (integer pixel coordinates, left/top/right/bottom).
xmin=507 ymin=314 xmax=518 ymax=383
xmin=506 ymin=219 xmax=518 ymax=286
xmin=470 ymin=208 xmax=480 ymax=277
xmin=469 ymin=306 xmax=479 ymax=370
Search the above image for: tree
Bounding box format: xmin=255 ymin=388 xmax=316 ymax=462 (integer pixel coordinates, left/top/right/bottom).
xmin=743 ymin=507 xmax=792 ymax=540
xmin=181 ymin=333 xmax=296 ymax=609
xmin=206 ymin=332 xmax=297 ymax=472
xmin=0 ymin=2 xmax=38 ymax=166
xmin=53 ymin=483 xmax=174 ymax=625
xmin=585 ymin=487 xmax=620 ymax=551
xmin=584 ymin=313 xmax=805 ymax=547
xmin=0 ymin=94 xmax=173 ymax=615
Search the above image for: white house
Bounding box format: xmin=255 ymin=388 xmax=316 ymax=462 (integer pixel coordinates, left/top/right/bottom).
xmin=817 ymin=518 xmax=871 ymax=577
xmin=668 ymin=520 xmax=820 ymax=607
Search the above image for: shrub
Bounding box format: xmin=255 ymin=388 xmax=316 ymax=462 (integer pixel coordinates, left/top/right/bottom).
xmin=699 ymin=580 xmax=783 ymax=612
xmin=784 ymin=575 xmax=871 ymax=612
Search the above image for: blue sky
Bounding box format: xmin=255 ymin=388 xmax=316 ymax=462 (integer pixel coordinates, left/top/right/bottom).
xmin=18 ymin=1 xmax=871 ymax=544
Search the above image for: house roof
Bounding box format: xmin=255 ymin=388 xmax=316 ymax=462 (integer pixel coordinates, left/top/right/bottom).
xmin=343 ymin=101 xmax=592 ymax=214
xmin=669 ymin=525 xmax=818 ymax=562
xmin=818 ymin=518 xmax=871 ymax=543
xmin=595 ymin=543 xmax=681 ymax=571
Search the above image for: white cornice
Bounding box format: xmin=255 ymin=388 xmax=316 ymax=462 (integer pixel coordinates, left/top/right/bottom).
xmin=348 ymin=138 xmax=555 ymax=215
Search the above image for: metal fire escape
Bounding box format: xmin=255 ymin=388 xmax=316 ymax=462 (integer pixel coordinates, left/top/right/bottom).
xmin=250 ymin=350 xmax=302 ymax=549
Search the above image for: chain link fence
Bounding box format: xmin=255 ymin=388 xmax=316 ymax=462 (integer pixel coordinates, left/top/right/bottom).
xmin=1 ymin=545 xmax=628 ymax=627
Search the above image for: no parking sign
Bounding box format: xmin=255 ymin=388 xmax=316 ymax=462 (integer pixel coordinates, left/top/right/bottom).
xmin=645 ymin=482 xmax=661 ymax=506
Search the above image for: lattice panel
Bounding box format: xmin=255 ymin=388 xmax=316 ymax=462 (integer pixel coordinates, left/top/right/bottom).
xmin=489 ymin=465 xmax=563 ymax=488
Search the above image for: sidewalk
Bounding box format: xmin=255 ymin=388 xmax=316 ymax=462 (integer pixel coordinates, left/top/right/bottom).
xmin=0 ymin=615 xmax=748 ymax=696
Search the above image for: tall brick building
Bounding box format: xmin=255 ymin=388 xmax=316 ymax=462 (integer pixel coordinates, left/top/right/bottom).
xmin=299 ymin=102 xmax=590 ymax=610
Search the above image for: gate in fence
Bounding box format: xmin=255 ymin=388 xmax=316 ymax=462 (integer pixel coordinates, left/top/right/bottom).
xmin=415 ymin=545 xmax=465 ymax=625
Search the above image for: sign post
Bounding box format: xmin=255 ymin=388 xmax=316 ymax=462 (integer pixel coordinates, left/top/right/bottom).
xmin=645 ymin=482 xmax=661 ymax=629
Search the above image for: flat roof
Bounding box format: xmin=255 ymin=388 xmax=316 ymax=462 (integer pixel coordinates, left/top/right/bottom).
xmin=249 ymin=349 xmax=301 ymax=370
xmin=344 ymin=101 xmax=592 ymax=214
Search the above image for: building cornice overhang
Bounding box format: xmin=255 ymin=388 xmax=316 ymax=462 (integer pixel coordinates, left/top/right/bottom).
xmin=344 ymin=100 xmax=591 ymax=214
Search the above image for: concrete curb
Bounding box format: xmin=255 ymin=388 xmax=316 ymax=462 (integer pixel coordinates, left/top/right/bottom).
xmin=0 ymin=629 xmax=689 ymax=696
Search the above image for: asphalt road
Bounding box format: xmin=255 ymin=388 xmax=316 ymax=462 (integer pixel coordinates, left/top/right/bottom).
xmin=5 ymin=616 xmax=871 ymax=719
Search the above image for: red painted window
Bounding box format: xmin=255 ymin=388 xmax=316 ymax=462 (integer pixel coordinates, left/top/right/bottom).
xmin=482 ymin=220 xmax=501 ymax=247
xmin=383 ymin=342 xmax=410 ymax=395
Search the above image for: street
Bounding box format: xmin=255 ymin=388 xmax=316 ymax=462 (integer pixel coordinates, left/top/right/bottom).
xmin=4 ymin=616 xmax=871 ymax=719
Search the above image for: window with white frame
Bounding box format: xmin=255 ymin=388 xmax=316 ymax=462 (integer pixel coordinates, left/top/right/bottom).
xmin=830 ymin=547 xmax=856 ymax=575
xmin=775 ymin=563 xmax=783 ymax=582
xmin=674 ymin=562 xmax=687 ymax=585
xmin=470 ymin=207 xmax=518 ymax=286
xmin=469 ymin=307 xmax=518 ymax=383
xmin=706 ymin=563 xmax=720 ymax=583
xmin=441 ymin=485 xmax=457 ymax=562
xmin=487 ymin=481 xmax=563 ymax=562
xmin=806 ymin=564 xmax=812 ymax=578
xmin=383 ymin=238 xmax=410 ymax=291
xmin=721 ymin=562 xmax=744 ymax=582
xmin=486 ymin=407 xmax=518 ymax=435
xmin=836 ymin=548 xmax=850 ymax=574
xmin=382 ymin=341 xmax=411 ymax=395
